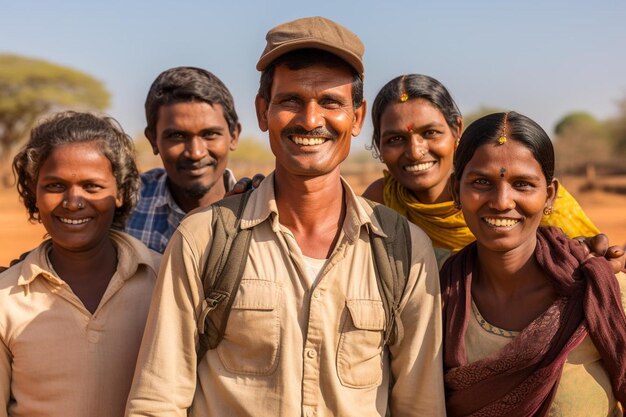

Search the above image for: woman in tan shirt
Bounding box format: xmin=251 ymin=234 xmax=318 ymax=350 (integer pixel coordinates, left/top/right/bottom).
xmin=0 ymin=112 xmax=160 ymax=417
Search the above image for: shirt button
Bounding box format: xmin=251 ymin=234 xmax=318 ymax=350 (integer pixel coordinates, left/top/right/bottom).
xmin=313 ymin=291 xmax=320 ymax=299
xmin=306 ymin=349 xmax=317 ymax=359
xmin=305 ymin=409 xmax=314 ymax=417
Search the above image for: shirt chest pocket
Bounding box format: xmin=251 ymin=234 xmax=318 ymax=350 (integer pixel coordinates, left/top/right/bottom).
xmin=217 ymin=279 xmax=282 ymax=376
xmin=337 ymin=299 xmax=386 ymax=388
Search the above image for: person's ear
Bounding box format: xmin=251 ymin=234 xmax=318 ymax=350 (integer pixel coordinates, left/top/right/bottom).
xmin=230 ymin=123 xmax=241 ymax=151
xmin=455 ymin=117 xmax=464 ymax=140
xmin=255 ymin=95 xmax=269 ymax=132
xmin=115 ymin=193 xmax=123 ymax=209
xmin=351 ymin=99 xmax=366 ymax=137
xmin=145 ymin=127 xmax=159 ymax=155
xmin=545 ymin=178 xmax=559 ymax=211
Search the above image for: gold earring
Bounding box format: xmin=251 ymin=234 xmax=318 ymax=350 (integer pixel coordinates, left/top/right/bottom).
xmin=543 ymin=206 xmax=553 ymax=215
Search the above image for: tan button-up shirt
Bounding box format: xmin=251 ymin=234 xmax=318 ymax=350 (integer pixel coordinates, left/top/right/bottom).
xmin=126 ymin=173 xmax=445 ymax=417
xmin=0 ymin=231 xmax=160 ymax=417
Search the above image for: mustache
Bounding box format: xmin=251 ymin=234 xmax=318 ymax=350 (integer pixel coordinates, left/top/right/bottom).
xmin=177 ymin=158 xmax=217 ymax=170
xmin=282 ymin=126 xmax=337 ymax=140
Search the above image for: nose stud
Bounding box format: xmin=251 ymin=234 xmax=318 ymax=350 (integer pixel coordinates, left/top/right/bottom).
xmin=62 ymin=199 xmax=85 ymax=209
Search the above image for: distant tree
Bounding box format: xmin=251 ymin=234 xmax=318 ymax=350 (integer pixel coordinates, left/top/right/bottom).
xmin=606 ymin=96 xmax=626 ymax=156
xmin=462 ymin=106 xmax=507 ymax=128
xmin=553 ymin=111 xmax=611 ymax=174
xmin=0 ymin=54 xmax=110 ymax=182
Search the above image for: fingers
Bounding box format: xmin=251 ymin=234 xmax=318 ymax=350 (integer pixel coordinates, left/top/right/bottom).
xmin=251 ymin=173 xmax=265 ymax=189
xmin=233 ymin=177 xmax=252 ymax=193
xmin=226 ymin=173 xmax=266 ymax=197
xmin=582 ymin=233 xmax=609 ymax=257
xmin=606 ymin=246 xmax=626 ymax=273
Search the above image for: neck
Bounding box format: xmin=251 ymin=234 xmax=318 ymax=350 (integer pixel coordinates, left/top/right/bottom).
xmin=413 ymin=170 xmax=453 ymax=204
xmin=169 ymin=177 xmax=226 ymax=213
xmin=274 ymin=166 xmax=345 ymax=258
xmin=474 ymin=237 xmax=542 ymax=295
xmin=49 ymin=234 xmax=118 ymax=280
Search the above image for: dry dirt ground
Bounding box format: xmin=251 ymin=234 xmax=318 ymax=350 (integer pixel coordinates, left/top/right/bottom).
xmin=1 ymin=170 xmax=625 ymax=267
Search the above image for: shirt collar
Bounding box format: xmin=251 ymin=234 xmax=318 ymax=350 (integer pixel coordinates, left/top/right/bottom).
xmin=240 ymin=172 xmax=385 ymax=242
xmin=16 ymin=230 xmax=158 ymax=286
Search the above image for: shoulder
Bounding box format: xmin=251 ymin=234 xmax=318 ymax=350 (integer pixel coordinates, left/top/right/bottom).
xmin=139 ymin=168 xmax=167 ymax=190
xmin=362 ymin=177 xmax=385 ymax=204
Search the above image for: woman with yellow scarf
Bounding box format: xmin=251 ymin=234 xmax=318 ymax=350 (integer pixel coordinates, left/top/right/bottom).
xmin=363 ymin=74 xmax=600 ymax=255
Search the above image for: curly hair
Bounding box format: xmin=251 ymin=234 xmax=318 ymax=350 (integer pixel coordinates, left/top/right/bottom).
xmin=12 ymin=111 xmax=140 ymax=230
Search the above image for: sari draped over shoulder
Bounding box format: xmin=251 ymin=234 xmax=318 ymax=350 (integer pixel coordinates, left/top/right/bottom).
xmin=382 ymin=172 xmax=599 ymax=253
xmin=440 ymin=227 xmax=626 ymax=417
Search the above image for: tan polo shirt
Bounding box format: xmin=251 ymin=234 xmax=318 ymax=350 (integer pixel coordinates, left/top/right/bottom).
xmin=0 ymin=230 xmax=160 ymax=417
xmin=126 ymin=173 xmax=445 ymax=417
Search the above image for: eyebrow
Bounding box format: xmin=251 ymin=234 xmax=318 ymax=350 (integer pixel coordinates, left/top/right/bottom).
xmin=272 ymin=91 xmax=349 ymax=104
xmin=465 ymin=169 xmax=542 ymax=181
xmin=381 ymin=122 xmax=445 ymax=136
xmin=161 ymin=126 xmax=225 ymax=135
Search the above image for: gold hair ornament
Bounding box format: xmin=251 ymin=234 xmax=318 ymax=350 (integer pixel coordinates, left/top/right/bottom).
xmin=497 ymin=112 xmax=509 ymax=145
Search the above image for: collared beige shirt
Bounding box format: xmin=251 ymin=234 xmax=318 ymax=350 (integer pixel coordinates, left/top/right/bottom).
xmin=0 ymin=231 xmax=160 ymax=417
xmin=126 ymin=173 xmax=445 ymax=417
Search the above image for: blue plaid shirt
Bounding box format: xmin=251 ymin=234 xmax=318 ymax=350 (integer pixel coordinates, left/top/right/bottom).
xmin=125 ymin=168 xmax=236 ymax=253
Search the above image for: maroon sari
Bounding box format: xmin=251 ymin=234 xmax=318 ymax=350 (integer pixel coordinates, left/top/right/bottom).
xmin=440 ymin=227 xmax=626 ymax=417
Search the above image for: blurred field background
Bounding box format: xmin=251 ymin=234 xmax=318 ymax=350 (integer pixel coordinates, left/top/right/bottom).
xmin=2 ymin=146 xmax=626 ymax=266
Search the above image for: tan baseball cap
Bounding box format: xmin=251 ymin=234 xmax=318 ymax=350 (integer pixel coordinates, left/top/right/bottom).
xmin=256 ymin=16 xmax=364 ymax=75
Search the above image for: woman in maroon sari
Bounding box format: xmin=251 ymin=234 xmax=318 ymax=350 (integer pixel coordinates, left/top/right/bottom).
xmin=441 ymin=111 xmax=626 ymax=416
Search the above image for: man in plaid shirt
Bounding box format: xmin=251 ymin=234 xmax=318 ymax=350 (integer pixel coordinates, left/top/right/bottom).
xmin=126 ymin=67 xmax=240 ymax=253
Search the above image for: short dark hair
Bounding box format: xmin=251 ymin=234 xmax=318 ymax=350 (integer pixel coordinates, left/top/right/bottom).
xmin=145 ymin=66 xmax=240 ymax=137
xmin=453 ymin=111 xmax=555 ymax=183
xmin=258 ymin=48 xmax=364 ymax=109
xmin=370 ymin=74 xmax=461 ymax=158
xmin=12 ymin=111 xmax=140 ymax=230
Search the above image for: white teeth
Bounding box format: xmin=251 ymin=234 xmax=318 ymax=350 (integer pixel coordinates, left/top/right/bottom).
xmin=59 ymin=217 xmax=90 ymax=225
xmin=291 ymin=136 xmax=327 ymax=146
xmin=404 ymin=162 xmax=435 ymax=172
xmin=484 ymin=217 xmax=520 ymax=227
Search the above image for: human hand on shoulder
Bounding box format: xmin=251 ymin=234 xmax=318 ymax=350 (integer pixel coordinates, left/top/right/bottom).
xmin=225 ymin=173 xmax=265 ymax=197
xmin=575 ymin=233 xmax=625 ymax=273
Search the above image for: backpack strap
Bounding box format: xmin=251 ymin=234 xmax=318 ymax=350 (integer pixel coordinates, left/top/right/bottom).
xmin=365 ymin=199 xmax=412 ymax=345
xmin=197 ymin=190 xmax=253 ymax=359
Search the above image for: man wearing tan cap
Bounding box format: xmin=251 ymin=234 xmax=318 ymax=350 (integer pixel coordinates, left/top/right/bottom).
xmin=126 ymin=16 xmax=445 ymax=417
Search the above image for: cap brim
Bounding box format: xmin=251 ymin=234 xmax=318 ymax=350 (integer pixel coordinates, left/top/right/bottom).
xmin=256 ymin=39 xmax=364 ymax=75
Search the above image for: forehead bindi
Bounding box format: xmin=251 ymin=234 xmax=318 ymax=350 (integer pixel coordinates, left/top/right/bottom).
xmin=380 ymin=99 xmax=447 ymax=132
xmin=465 ymin=141 xmax=543 ymax=179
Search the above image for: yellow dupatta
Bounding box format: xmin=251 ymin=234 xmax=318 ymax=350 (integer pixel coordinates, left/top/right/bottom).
xmin=382 ymin=171 xmax=599 ymax=252
xmin=382 ymin=171 xmax=474 ymax=252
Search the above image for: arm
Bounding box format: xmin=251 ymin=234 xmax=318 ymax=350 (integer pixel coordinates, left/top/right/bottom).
xmin=125 ymin=226 xmax=205 ymax=417
xmin=362 ymin=178 xmax=385 ymax=204
xmin=0 ymin=327 xmax=10 ymax=417
xmin=389 ymin=226 xmax=446 ymax=416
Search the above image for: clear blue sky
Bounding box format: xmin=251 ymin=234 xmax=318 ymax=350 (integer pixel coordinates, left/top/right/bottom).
xmin=2 ymin=0 xmax=625 ymax=154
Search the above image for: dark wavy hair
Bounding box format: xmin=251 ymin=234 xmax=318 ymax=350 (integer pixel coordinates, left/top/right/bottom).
xmin=145 ymin=66 xmax=240 ymax=138
xmin=12 ymin=111 xmax=140 ymax=230
xmin=370 ymin=74 xmax=461 ymax=159
xmin=453 ymin=111 xmax=555 ymax=183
